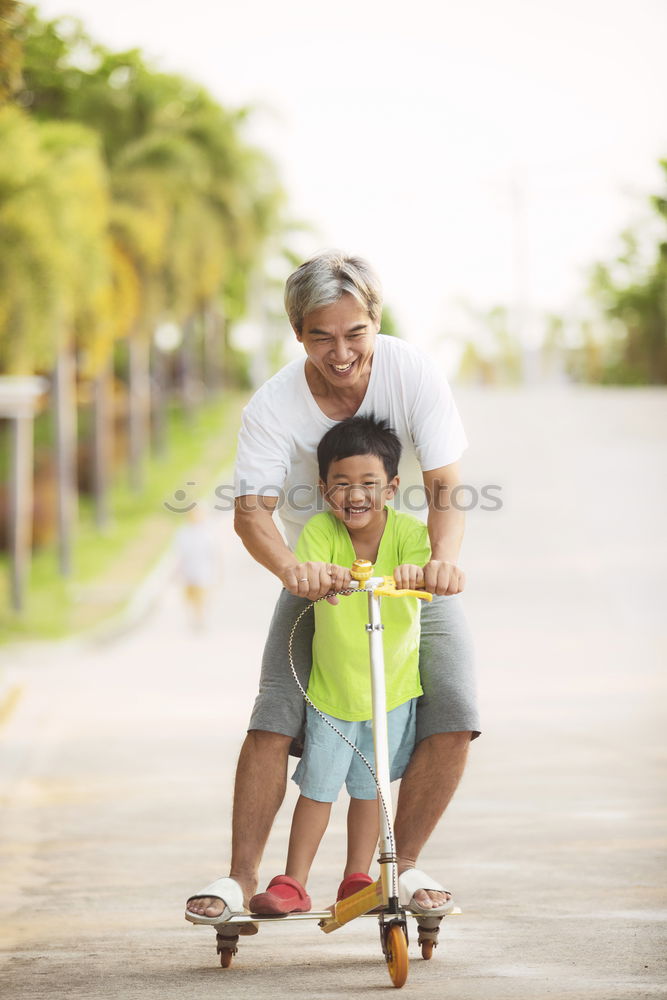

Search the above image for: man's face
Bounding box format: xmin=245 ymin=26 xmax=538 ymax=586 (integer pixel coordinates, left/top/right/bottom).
xmin=321 ymin=453 xmax=398 ymax=532
xmin=296 ymin=293 xmax=379 ymax=391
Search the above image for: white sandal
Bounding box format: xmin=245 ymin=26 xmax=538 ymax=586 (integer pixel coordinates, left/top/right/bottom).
xmin=398 ymin=868 xmax=455 ymax=916
xmin=185 ymin=876 xmax=257 ymax=933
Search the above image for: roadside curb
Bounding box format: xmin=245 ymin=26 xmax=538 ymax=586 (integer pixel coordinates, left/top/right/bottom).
xmin=0 ymin=541 xmax=177 ymax=729
xmin=0 ymin=440 xmax=242 ymax=727
xmin=87 ymin=544 xmax=176 ymax=645
xmin=0 ymin=679 xmax=22 ymax=728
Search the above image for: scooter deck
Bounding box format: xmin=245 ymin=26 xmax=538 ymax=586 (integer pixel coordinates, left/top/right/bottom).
xmin=216 ymin=907 xmax=461 ymax=925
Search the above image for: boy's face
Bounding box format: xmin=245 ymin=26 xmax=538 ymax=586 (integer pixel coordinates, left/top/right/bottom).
xmin=320 ymin=453 xmax=398 ymax=531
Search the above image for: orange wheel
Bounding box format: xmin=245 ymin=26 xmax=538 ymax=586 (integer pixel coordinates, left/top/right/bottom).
xmin=420 ymin=939 xmax=434 ymax=960
xmin=385 ymin=924 xmax=409 ymax=988
xmin=219 ymin=948 xmax=234 ymax=968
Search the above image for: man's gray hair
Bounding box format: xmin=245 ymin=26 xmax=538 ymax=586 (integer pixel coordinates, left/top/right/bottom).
xmin=284 ymin=250 xmax=383 ymax=333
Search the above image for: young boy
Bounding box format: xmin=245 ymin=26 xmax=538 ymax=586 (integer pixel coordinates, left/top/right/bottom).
xmin=249 ymin=414 xmax=430 ymax=915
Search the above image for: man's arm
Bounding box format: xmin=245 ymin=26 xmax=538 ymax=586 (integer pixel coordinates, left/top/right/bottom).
xmin=421 ymin=462 xmax=466 ymax=596
xmin=233 ymin=495 xmax=349 ymax=600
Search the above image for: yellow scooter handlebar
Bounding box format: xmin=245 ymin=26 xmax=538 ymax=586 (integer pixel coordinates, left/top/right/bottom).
xmin=374 ymin=577 xmax=433 ymax=601
xmin=350 ymin=559 xmax=433 ymax=602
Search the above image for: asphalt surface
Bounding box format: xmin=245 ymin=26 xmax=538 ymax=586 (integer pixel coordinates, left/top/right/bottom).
xmin=0 ymin=385 xmax=665 ymax=999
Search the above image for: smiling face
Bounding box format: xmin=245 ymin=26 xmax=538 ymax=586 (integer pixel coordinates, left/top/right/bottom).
xmin=296 ymin=293 xmax=379 ymax=394
xmin=321 ymin=453 xmax=398 ymax=535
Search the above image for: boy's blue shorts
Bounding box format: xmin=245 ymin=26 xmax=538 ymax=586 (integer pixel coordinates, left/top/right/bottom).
xmin=291 ymin=699 xmax=416 ymax=802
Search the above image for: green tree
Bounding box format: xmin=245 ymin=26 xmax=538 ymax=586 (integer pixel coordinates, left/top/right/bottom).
xmin=0 ymin=103 xmax=112 ymax=573
xmin=456 ymin=305 xmax=523 ymax=385
xmin=588 ymin=162 xmax=667 ymax=384
xmin=0 ymin=103 xmax=58 ymax=374
xmin=379 ymin=304 xmax=401 ymax=338
xmin=17 ymin=6 xmax=285 ymax=488
xmin=1 ymin=4 xmax=287 ymax=589
xmin=0 ymin=0 xmax=24 ymax=102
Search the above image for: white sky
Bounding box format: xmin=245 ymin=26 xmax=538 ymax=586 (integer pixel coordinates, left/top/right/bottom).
xmin=37 ymin=0 xmax=667 ymax=359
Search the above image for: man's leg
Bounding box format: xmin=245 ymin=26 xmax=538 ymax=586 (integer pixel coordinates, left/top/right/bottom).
xmin=230 ymin=731 xmax=293 ymax=900
xmin=394 ymin=731 xmax=470 ymax=908
xmin=187 ymin=730 xmax=292 ymax=917
xmin=395 ymin=594 xmax=479 ymax=909
xmin=186 ymin=590 xmax=313 ymax=917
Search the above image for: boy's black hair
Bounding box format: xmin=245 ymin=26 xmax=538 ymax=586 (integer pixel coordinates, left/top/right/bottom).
xmin=317 ymin=414 xmax=402 ymax=481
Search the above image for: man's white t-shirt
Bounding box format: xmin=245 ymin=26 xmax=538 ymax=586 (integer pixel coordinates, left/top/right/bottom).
xmin=233 ymin=334 xmax=468 ymax=550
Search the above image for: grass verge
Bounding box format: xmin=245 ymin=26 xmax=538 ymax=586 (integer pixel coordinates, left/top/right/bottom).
xmin=0 ymin=390 xmax=247 ymax=644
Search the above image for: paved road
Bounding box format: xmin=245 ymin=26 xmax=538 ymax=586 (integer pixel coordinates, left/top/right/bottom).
xmin=1 ymin=386 xmax=665 ymax=999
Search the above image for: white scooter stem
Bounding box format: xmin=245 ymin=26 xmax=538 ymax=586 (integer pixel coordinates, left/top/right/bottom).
xmin=366 ymin=583 xmax=399 ymax=904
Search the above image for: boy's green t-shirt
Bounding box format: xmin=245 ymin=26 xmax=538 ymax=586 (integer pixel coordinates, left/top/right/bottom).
xmin=294 ymin=507 xmax=430 ymax=721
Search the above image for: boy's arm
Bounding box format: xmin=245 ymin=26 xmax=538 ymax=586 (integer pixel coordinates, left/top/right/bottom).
xmin=421 ymin=463 xmax=466 ymax=596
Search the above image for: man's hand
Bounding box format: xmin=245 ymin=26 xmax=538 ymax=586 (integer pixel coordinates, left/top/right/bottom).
xmin=281 ymin=562 xmax=352 ymax=605
xmin=393 ymin=564 xmax=425 ymax=590
xmin=423 ymin=559 xmax=465 ymax=596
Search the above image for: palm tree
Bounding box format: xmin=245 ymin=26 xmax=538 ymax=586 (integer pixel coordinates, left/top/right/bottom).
xmin=1 ymin=7 xmax=291 ymax=616
xmin=38 ymin=120 xmax=111 ymax=570
xmin=0 ymin=106 xmax=109 ymax=594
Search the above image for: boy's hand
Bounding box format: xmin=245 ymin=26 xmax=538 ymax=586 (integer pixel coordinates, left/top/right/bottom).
xmin=393 ymin=564 xmax=425 ymax=591
xmin=423 ymin=559 xmax=465 ymax=596
xmin=283 ymin=562 xmax=352 ymax=605
xmin=324 ymin=563 xmax=353 ymax=604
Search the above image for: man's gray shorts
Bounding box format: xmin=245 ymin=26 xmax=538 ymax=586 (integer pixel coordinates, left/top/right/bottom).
xmin=248 ymin=589 xmax=481 ymax=754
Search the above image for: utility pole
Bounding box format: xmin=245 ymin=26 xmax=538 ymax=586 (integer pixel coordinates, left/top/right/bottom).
xmin=0 ymin=377 xmax=47 ymax=611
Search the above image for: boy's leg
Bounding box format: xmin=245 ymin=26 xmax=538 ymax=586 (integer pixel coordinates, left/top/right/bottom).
xmin=250 ymin=708 xmax=351 ymax=912
xmin=285 ymin=796 xmax=333 ymax=887
xmin=277 ymin=708 xmax=357 ymax=892
xmin=345 ymin=797 xmax=380 ymax=877
xmin=343 ymin=703 xmax=412 ymax=880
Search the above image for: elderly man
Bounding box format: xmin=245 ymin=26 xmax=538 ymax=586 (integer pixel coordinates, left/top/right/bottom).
xmin=185 ymin=250 xmax=479 ymax=925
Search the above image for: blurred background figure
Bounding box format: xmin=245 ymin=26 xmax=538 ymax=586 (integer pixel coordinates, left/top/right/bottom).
xmin=173 ymin=505 xmax=220 ymax=629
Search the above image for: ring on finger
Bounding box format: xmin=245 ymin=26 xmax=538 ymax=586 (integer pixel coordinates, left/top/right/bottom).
xmin=298 ymin=577 xmax=309 ymax=583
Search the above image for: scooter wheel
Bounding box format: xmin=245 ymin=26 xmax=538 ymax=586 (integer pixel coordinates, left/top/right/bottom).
xmin=420 ymin=940 xmax=434 ymax=960
xmin=219 ymin=948 xmax=234 ymax=968
xmin=385 ymin=924 xmax=408 ymax=988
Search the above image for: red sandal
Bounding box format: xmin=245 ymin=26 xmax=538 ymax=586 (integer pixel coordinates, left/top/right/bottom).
xmin=249 ymin=874 xmax=312 ymax=915
xmin=336 ymin=872 xmax=373 ymax=901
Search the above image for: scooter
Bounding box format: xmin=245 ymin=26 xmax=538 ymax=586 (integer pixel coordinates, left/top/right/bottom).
xmin=191 ymin=558 xmax=456 ymax=988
